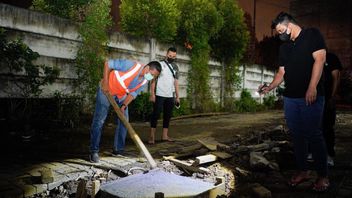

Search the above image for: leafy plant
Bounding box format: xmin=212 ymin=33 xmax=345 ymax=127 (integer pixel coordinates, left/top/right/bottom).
xmin=31 ymin=0 xmax=91 ymax=20
xmin=54 ymin=92 xmax=83 ymax=128
xmin=0 ymin=29 xmax=60 ymax=134
xmin=172 ymin=98 xmax=191 ymax=117
xmin=0 ymin=30 xmax=59 ymax=98
xmin=128 ymin=92 xmax=153 ymax=122
xmin=263 ymin=94 xmax=276 ymax=109
xmin=177 ymin=0 xmax=223 ymax=112
xmin=120 ymin=0 xmax=180 ymax=42
xmin=75 ymin=0 xmax=112 ymax=108
xmin=235 ymin=89 xmax=258 ymax=112
xmin=210 ymin=0 xmax=249 ymax=106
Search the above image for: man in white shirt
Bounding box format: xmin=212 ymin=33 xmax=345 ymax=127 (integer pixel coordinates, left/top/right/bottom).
xmin=148 ymin=47 xmax=180 ymax=144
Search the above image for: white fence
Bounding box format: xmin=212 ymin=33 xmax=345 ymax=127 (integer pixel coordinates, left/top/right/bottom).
xmin=0 ymin=3 xmax=275 ymax=103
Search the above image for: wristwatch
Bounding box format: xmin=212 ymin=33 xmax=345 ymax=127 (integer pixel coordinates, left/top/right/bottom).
xmin=121 ymin=104 xmax=127 ymax=108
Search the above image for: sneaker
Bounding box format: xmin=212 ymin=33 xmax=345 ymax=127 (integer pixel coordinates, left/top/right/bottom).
xmin=307 ymin=153 xmax=313 ymax=162
xmin=112 ymin=150 xmax=124 ymax=156
xmin=90 ymin=153 xmax=99 ymax=163
xmin=327 ymin=156 xmax=334 ymax=167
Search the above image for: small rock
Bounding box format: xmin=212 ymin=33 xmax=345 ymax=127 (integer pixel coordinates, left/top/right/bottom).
xmin=160 ymin=160 xmax=171 ymax=166
xmin=272 ymin=125 xmax=283 ymax=132
xmin=59 ymin=185 xmax=64 ymax=193
xmin=271 ymin=147 xmax=280 ymax=153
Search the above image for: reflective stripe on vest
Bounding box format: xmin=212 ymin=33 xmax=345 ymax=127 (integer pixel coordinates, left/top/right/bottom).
xmin=108 ymin=63 xmax=147 ymax=98
xmin=114 ymin=63 xmax=142 ymax=93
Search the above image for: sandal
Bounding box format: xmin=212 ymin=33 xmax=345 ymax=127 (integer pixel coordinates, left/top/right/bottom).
xmin=288 ymin=172 xmax=311 ymax=187
xmin=161 ymin=138 xmax=175 ymax=142
xmin=312 ymin=178 xmax=329 ymax=192
xmin=147 ymin=139 xmax=155 ymax=145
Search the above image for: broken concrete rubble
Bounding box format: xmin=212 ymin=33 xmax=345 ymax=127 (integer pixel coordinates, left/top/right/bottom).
xmin=250 ymin=152 xmax=270 ymax=168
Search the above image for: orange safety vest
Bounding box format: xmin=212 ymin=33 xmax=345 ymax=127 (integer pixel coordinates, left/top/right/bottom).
xmin=108 ymin=63 xmax=147 ymax=99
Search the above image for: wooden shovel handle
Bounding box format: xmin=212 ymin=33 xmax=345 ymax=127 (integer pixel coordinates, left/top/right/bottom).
xmin=104 ymin=90 xmax=157 ymax=169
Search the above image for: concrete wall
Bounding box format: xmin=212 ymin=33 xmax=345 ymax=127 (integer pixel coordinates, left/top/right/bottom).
xmin=0 ymin=3 xmax=275 ymax=102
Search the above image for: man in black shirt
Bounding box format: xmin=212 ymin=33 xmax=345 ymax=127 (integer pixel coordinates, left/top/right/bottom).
xmin=260 ymin=12 xmax=329 ymax=192
xmin=323 ymin=52 xmax=342 ymax=166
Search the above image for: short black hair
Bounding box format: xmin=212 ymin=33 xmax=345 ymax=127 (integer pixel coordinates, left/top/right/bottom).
xmin=271 ymin=12 xmax=297 ymax=29
xmin=167 ymin=47 xmax=177 ymax=53
xmin=147 ymin=61 xmax=162 ymax=73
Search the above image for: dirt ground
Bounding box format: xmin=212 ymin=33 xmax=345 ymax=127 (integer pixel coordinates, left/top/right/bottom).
xmin=2 ymin=109 xmax=352 ymax=197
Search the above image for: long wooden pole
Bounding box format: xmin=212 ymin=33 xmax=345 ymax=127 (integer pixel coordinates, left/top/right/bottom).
xmin=104 ymin=91 xmax=157 ymax=169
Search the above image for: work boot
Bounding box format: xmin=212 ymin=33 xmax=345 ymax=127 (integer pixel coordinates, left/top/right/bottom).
xmin=90 ymin=152 xmax=99 ymax=163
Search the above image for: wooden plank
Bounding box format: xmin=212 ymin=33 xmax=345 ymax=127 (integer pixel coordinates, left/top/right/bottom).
xmin=193 ymin=154 xmax=217 ymax=166
xmin=163 ymin=156 xmax=210 ymax=174
xmin=211 ymin=151 xmax=233 ymax=159
xmin=197 ymin=139 xmax=217 ymax=151
xmin=197 ymin=137 xmax=228 ymax=151
xmin=75 ymin=180 xmax=87 ymax=198
xmin=92 ymin=180 xmax=100 ymax=198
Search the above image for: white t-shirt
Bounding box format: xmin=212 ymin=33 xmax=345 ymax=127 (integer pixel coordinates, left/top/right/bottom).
xmin=156 ymin=61 xmax=177 ymax=97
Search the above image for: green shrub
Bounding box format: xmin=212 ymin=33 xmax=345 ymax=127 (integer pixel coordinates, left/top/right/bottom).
xmin=263 ymin=95 xmax=276 ymax=109
xmin=54 ymin=92 xmax=83 ymax=128
xmin=235 ymin=89 xmax=258 ymax=112
xmin=31 ymin=0 xmax=91 ymax=20
xmin=173 ymin=98 xmax=191 ymax=117
xmin=75 ymin=0 xmax=112 ymax=110
xmin=128 ymin=92 xmax=153 ymax=122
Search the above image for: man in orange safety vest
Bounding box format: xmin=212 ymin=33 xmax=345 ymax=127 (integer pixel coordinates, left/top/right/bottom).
xmin=89 ymin=59 xmax=161 ymax=163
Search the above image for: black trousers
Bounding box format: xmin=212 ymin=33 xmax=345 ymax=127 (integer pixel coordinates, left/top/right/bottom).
xmin=150 ymin=96 xmax=174 ymax=128
xmin=323 ymin=98 xmax=336 ymax=157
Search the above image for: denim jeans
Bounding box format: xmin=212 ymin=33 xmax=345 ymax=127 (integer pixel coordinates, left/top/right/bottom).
xmin=90 ymin=86 xmax=128 ymax=154
xmin=284 ymin=96 xmax=328 ymax=177
xmin=323 ymin=98 xmax=336 ymax=157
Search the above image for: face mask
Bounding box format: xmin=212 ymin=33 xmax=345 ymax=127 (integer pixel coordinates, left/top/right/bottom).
xmin=144 ymin=72 xmax=154 ymax=81
xmin=279 ymin=28 xmax=291 ymax=42
xmin=167 ymin=57 xmax=175 ymax=63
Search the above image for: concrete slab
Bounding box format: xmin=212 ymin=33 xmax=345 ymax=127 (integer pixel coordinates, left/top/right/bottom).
xmin=99 ymin=169 xmax=215 ymax=198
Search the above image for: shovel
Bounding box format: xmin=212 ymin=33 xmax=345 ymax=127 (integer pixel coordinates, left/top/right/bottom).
xmin=104 ymin=91 xmax=157 ymax=169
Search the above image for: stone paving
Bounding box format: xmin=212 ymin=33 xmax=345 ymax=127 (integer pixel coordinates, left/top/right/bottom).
xmin=0 ymin=156 xmax=143 ymax=197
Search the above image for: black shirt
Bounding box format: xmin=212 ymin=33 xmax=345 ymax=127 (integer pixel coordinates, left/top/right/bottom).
xmin=324 ymin=52 xmax=343 ymax=99
xmin=279 ymin=28 xmax=326 ymax=98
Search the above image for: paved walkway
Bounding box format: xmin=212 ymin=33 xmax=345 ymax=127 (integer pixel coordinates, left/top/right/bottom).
xmin=0 ymin=156 xmax=144 ymax=197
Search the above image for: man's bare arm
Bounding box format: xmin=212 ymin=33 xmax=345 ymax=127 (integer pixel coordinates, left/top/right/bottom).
xmin=306 ymin=49 xmax=326 ymax=105
xmin=174 ymin=79 xmax=180 ymax=102
xmin=149 ymin=79 xmax=156 ymax=102
xmin=261 ymin=66 xmax=285 ymax=94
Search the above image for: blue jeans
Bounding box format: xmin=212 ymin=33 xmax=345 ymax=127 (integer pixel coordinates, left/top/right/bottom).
xmin=284 ymin=96 xmax=328 ymax=177
xmin=90 ymin=87 xmax=128 ymax=153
